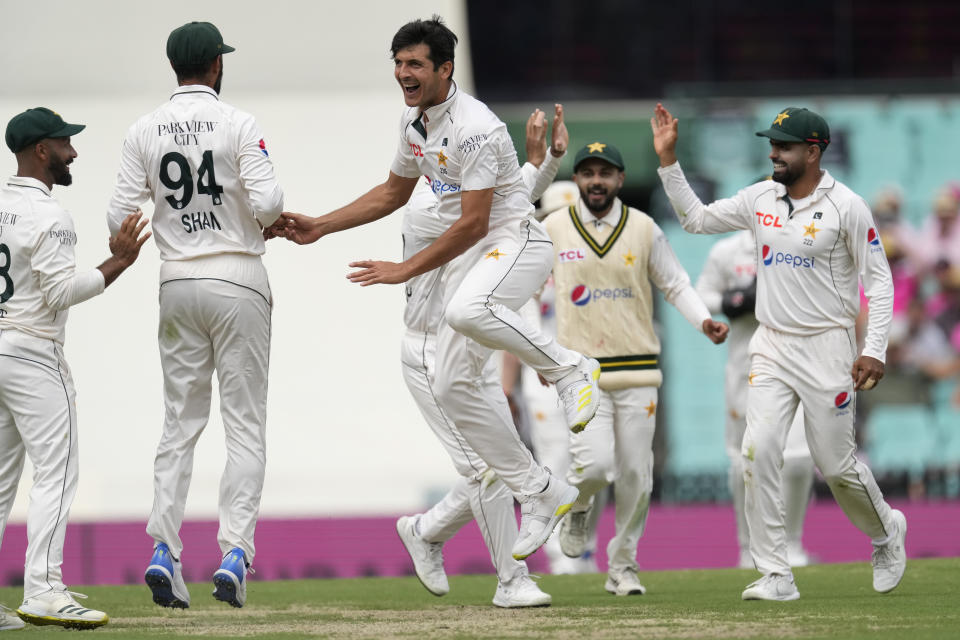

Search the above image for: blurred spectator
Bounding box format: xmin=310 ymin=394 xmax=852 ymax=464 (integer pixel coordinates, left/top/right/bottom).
xmin=909 ymin=185 xmax=960 ymax=275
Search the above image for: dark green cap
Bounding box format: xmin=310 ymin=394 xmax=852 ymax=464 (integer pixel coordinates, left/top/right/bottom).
xmin=756 ymin=107 xmax=830 ymax=150
xmin=5 ymin=107 xmax=85 ymax=153
xmin=167 ymin=21 xmax=235 ymax=66
xmin=572 ymin=141 xmax=625 ymax=171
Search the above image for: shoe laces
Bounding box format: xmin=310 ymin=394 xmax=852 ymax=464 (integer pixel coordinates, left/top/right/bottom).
xmin=871 ymin=541 xmax=896 ymax=569
xmin=426 ymin=541 xmax=443 ymax=564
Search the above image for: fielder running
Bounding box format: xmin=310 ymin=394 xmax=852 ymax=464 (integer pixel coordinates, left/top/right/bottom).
xmin=396 ymin=105 xmax=567 ymax=608
xmin=546 ymin=141 xmax=728 ymax=596
xmin=0 ymin=108 xmax=150 ymax=630
xmin=695 ymin=229 xmax=815 ymax=569
xmin=280 ymin=16 xmax=598 ymax=560
xmin=652 ymin=103 xmax=906 ymax=601
xmin=106 ymin=22 xmax=285 ymax=609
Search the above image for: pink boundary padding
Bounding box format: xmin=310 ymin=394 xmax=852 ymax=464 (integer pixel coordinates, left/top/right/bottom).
xmin=0 ymin=501 xmax=957 ymax=587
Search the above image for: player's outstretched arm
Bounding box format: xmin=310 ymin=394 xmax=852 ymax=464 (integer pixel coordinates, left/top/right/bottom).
xmin=651 ymin=103 xmax=679 ymax=167
xmin=280 ymin=172 xmax=419 ymax=245
xmin=347 ymin=187 xmax=492 ymax=287
xmin=100 ymin=210 xmax=151 ymax=287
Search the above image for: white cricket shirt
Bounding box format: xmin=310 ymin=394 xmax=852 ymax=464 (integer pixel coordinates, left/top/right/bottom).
xmin=390 ymin=82 xmax=534 ymax=232
xmin=659 ymin=162 xmax=894 ymax=361
xmin=107 ymin=85 xmax=283 ymax=261
xmin=0 ymin=177 xmax=105 ymax=344
xmin=401 ymin=155 xmax=564 ymax=334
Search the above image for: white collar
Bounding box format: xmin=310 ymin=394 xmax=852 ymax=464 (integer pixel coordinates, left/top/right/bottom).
xmin=578 ymin=196 xmax=623 ymax=228
xmin=6 ymin=175 xmax=51 ymax=196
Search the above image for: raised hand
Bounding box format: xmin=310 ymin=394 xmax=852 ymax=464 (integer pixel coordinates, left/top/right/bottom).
xmin=651 ymin=102 xmax=680 ymax=167
xmin=550 ymin=103 xmax=568 ymax=157
xmin=109 ymin=209 xmax=152 ymax=267
xmin=525 ymin=108 xmax=547 ymax=168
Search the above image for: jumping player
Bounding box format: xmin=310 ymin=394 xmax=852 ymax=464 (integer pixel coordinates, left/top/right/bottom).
xmin=280 ymin=16 xmax=598 ymax=561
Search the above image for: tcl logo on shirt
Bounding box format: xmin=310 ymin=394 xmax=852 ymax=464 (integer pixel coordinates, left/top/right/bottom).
xmin=755 ymin=211 xmax=784 ymax=228
xmin=558 ymin=249 xmax=586 ymax=263
xmin=409 ymin=143 xmax=424 ymax=157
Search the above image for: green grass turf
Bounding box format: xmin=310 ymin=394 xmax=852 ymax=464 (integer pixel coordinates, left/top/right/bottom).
xmin=0 ymin=558 xmax=956 ymax=639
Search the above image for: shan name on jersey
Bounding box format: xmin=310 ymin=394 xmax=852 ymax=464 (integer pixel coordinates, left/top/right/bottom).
xmin=181 ymin=210 xmax=222 ymax=234
xmin=157 ymin=120 xmax=219 ymax=146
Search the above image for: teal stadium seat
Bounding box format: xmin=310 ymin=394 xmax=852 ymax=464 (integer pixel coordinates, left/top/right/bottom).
xmin=931 ymin=405 xmax=960 ymax=469
xmin=865 ymin=404 xmax=936 ymax=478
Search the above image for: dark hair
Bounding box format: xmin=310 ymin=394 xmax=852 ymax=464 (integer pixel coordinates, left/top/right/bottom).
xmin=172 ymin=58 xmax=217 ymax=84
xmin=391 ymin=15 xmax=458 ymax=76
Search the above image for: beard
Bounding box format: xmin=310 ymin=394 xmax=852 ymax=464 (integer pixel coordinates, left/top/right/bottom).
xmin=581 ymin=189 xmax=615 ymax=214
xmin=49 ymin=155 xmax=72 ymax=186
xmin=771 ymin=163 xmax=800 ymax=187
xmin=213 ymin=67 xmax=223 ymax=94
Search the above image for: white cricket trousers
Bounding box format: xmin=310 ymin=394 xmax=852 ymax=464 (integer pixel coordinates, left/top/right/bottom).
xmin=566 ymin=386 xmax=656 ymax=572
xmin=401 ymin=329 xmax=526 ymax=582
xmin=743 ymin=325 xmax=895 ymax=575
xmin=147 ymin=278 xmax=271 ymax=564
xmin=726 ymin=384 xmax=812 ymax=558
xmin=435 ymin=217 xmax=581 ymax=495
xmin=0 ymin=330 xmax=78 ymax=598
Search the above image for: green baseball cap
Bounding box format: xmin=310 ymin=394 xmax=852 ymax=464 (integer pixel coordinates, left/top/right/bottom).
xmin=167 ymin=21 xmax=235 ymax=66
xmin=756 ymin=107 xmax=830 ymax=150
xmin=573 ymin=141 xmax=625 ymax=171
xmin=5 ymin=107 xmax=85 ymax=153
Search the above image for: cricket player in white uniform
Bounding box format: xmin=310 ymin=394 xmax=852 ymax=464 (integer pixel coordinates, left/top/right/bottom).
xmin=696 ymin=229 xmax=815 ymax=569
xmin=0 ymin=108 xmax=150 ymax=630
xmin=106 ymin=22 xmax=284 ymax=609
xmin=396 ymin=107 xmax=566 ymax=607
xmin=652 ymin=104 xmax=907 ymax=601
xmin=281 ymin=16 xmax=597 ymax=561
xmin=546 ymin=142 xmax=728 ymax=596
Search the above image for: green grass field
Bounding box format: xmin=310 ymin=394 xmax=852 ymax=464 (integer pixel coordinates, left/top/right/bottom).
xmin=1 ymin=558 xmax=956 ymax=639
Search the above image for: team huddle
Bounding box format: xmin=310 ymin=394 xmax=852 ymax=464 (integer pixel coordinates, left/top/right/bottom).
xmin=0 ymin=15 xmax=906 ymax=631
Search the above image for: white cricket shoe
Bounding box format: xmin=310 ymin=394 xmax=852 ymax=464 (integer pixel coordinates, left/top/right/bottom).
xmin=396 ymin=515 xmax=449 ymax=596
xmin=512 ymin=476 xmax=579 ymax=560
xmin=492 ymin=575 xmax=552 ymax=608
xmin=16 ymin=590 xmax=109 ymax=629
xmin=558 ymin=508 xmax=591 ymax=558
xmin=872 ymin=509 xmax=907 ymax=593
xmin=0 ymin=603 xmax=25 ymax=630
xmin=741 ymin=573 xmax=800 ymax=601
xmin=557 ymin=357 xmax=602 ymax=433
xmin=605 ymin=567 xmax=647 ymax=596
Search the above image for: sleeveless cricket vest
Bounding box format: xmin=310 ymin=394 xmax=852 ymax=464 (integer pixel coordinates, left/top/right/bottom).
xmin=546 ymin=201 xmax=662 ymax=389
